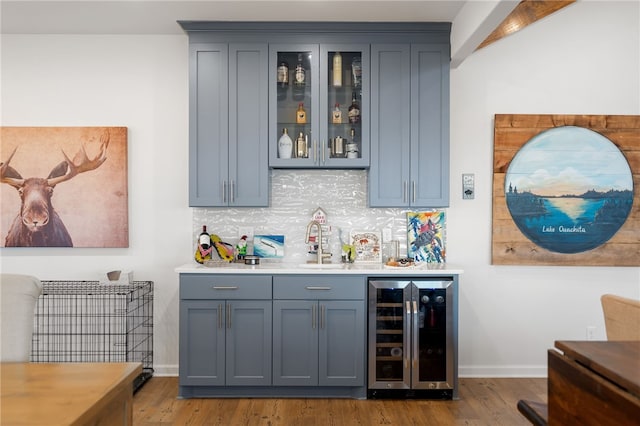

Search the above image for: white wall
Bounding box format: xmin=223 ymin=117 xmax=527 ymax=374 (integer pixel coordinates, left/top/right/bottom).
xmin=1 ymin=1 xmax=638 ymax=377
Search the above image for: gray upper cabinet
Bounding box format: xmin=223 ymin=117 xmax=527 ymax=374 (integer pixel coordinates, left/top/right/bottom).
xmin=269 ymin=44 xmax=370 ymax=169
xmin=181 ymin=22 xmax=450 ymax=207
xmin=369 ymin=43 xmax=450 ymax=208
xmin=188 ymin=43 xmax=269 ymax=207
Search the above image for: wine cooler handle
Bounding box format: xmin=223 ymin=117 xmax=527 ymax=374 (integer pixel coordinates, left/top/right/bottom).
xmin=412 ymin=300 xmax=418 ymax=315
xmin=405 ymin=300 xmax=411 ymax=315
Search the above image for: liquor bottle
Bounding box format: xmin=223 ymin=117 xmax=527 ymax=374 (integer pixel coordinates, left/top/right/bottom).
xmin=199 ymin=225 xmax=211 ymax=250
xmin=295 ymin=132 xmax=308 ymax=158
xmin=277 ymin=59 xmax=289 ymax=87
xmin=332 ymin=52 xmax=342 ymax=87
xmin=348 ymin=92 xmax=360 ymax=124
xmin=332 ymin=103 xmax=342 ymax=124
xmin=294 ymin=54 xmax=306 ymax=87
xmin=278 ymin=128 xmax=293 ymax=159
xmin=351 ymin=56 xmax=362 ymax=88
xmin=296 ymin=103 xmax=307 ymax=124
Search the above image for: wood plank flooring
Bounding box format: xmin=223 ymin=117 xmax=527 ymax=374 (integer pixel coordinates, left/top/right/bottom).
xmin=133 ymin=377 xmax=546 ymax=425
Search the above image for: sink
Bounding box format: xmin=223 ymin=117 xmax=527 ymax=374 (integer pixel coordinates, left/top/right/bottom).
xmin=298 ymin=263 xmax=345 ymax=269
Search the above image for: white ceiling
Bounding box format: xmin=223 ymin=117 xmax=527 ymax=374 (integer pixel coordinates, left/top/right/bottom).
xmin=0 ymin=0 xmax=522 ymax=67
xmin=0 ymin=1 xmax=468 ymax=35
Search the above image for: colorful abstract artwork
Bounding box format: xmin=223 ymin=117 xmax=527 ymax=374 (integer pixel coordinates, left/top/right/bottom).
xmin=407 ymin=211 xmax=445 ymax=263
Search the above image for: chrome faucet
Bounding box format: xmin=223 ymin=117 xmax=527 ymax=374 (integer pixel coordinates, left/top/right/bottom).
xmin=305 ymin=220 xmax=331 ymax=264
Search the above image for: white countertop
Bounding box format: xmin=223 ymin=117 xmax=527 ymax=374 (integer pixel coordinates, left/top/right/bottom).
xmin=175 ymin=262 xmax=463 ymax=275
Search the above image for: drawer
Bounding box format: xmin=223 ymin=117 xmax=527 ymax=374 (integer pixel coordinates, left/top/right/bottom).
xmin=180 ymin=274 xmax=272 ymax=299
xmin=273 ymin=275 xmax=365 ymax=300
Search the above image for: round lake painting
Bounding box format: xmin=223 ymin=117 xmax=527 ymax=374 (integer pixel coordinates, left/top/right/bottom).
xmin=505 ymin=126 xmax=634 ymax=254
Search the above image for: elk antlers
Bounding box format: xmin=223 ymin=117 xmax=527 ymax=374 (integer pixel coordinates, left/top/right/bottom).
xmin=46 ymin=129 xmax=110 ymax=186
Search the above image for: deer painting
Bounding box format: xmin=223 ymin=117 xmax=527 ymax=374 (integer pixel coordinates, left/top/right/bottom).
xmin=1 ymin=129 xmax=110 ymax=247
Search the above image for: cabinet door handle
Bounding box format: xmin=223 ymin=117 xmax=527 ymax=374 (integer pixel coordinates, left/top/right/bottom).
xmin=212 ymin=286 xmax=239 ymax=290
xmin=321 ymin=304 xmax=326 ymax=329
xmin=312 ymin=304 xmax=316 ymax=329
xmin=412 ymin=181 xmax=416 ymax=204
xmin=222 ymin=180 xmax=227 ymax=204
xmin=403 ymin=181 xmax=408 ymax=203
xmin=322 ymin=140 xmax=326 ymax=164
xmin=227 ymin=303 xmax=231 ymax=329
xmin=230 ymin=180 xmax=235 ymax=204
xmin=312 ymin=140 xmax=317 ymax=164
xmin=305 ymin=286 xmax=331 ymax=291
xmin=218 ymin=303 xmax=223 ymax=329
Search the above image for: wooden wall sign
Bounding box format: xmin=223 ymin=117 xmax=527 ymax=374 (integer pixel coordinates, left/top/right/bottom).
xmin=492 ymin=114 xmax=639 ymax=266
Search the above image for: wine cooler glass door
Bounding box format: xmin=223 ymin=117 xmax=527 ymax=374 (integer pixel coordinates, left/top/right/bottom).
xmin=368 ymin=280 xmax=411 ymax=389
xmin=411 ymin=280 xmax=455 ymax=390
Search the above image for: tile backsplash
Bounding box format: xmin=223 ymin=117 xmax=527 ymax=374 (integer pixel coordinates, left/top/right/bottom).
xmin=194 ymin=169 xmax=441 ymax=263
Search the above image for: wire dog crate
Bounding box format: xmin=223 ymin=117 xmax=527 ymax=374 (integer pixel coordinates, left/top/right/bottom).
xmin=31 ymin=280 xmax=153 ymax=391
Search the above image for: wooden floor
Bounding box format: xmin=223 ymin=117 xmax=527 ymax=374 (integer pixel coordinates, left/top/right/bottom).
xmin=133 ymin=377 xmax=546 ymax=425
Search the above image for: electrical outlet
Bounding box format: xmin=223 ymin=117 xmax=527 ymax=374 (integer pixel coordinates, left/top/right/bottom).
xmin=586 ymin=326 xmax=596 ymax=340
xmin=238 ymin=227 xmax=254 ymax=239
xmin=462 ymin=173 xmax=474 ymax=199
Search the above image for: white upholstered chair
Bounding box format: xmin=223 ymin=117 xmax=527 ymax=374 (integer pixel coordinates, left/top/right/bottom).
xmin=0 ymin=274 xmax=43 ymax=362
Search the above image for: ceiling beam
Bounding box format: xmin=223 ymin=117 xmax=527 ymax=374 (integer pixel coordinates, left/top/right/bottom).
xmin=450 ymin=0 xmax=520 ymax=69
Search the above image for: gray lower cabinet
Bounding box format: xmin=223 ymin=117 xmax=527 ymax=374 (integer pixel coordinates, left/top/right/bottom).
xmin=179 ymin=275 xmax=272 ymax=396
xmin=272 ymin=275 xmax=366 ymax=390
xmin=188 ymin=43 xmax=269 ymax=207
xmin=369 ymin=43 xmax=450 ymax=208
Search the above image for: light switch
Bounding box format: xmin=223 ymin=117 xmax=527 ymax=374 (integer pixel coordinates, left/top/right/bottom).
xmin=462 ymin=173 xmax=474 ymax=199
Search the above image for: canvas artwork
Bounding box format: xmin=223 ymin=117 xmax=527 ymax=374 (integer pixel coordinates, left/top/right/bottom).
xmin=492 ymin=114 xmax=639 ymax=266
xmin=0 ymin=127 xmax=129 ymax=248
xmin=407 ymin=211 xmax=445 ymax=263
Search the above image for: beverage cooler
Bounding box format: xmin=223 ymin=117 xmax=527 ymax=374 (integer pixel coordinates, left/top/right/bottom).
xmin=368 ymin=278 xmax=458 ymax=399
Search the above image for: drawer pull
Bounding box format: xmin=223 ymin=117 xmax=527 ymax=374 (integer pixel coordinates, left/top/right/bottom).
xmin=305 ymin=286 xmax=331 ymax=290
xmin=212 ymin=286 xmax=239 ymax=290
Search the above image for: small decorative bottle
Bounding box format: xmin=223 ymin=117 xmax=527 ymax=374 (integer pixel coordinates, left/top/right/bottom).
xmin=278 ymin=128 xmax=293 ymax=159
xmin=332 ymin=103 xmax=342 ymax=124
xmin=296 ymin=103 xmax=307 ymax=124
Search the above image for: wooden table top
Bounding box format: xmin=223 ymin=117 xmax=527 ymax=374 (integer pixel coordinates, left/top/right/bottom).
xmin=1 ymin=362 xmax=142 ymax=426
xmin=554 ymin=340 xmax=640 ymax=398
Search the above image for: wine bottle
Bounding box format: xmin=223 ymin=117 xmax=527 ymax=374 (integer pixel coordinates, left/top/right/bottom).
xmin=199 ymin=225 xmax=211 ymax=250
xmin=296 ymin=103 xmax=307 ymax=124
xmin=277 ymin=60 xmax=289 ymax=87
xmin=348 ymin=92 xmax=360 ymax=124
xmin=332 ymin=103 xmax=342 ymax=124
xmin=332 ymin=52 xmax=342 ymax=87
xmin=278 ymin=128 xmax=293 ymax=159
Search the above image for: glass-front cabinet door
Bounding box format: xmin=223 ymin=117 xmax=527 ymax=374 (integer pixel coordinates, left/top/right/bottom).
xmin=269 ymin=44 xmax=369 ymax=168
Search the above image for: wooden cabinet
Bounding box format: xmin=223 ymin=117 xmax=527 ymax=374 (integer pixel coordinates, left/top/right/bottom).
xmin=179 ymin=275 xmax=272 ymax=392
xmin=188 ymin=43 xmax=269 ymax=207
xmin=272 ymin=275 xmax=366 ymax=388
xmin=369 ymin=43 xmax=450 ymax=207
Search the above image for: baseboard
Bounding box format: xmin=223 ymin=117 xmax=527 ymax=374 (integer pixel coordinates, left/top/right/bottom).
xmin=152 ymin=365 xmax=548 ymax=378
